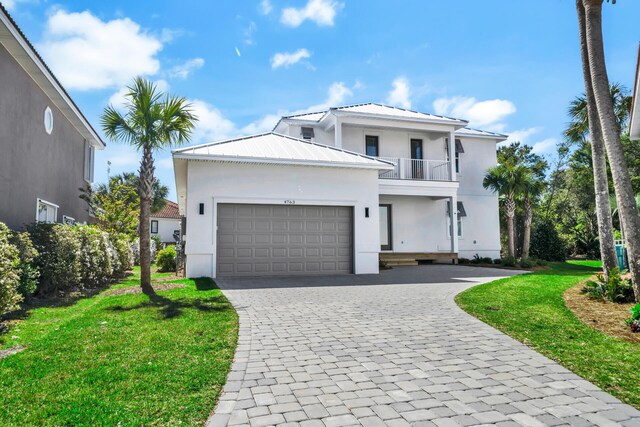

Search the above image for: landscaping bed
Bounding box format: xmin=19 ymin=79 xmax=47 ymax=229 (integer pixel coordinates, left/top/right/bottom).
xmin=564 ymin=281 xmax=639 ymax=344
xmin=456 ymin=261 xmax=640 ymax=409
xmin=0 ymin=267 xmax=238 ymax=426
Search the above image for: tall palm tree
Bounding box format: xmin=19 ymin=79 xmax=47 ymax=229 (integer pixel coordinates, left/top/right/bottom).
xmin=521 ymin=175 xmax=546 ymax=260
xmin=483 ymin=164 xmax=529 ymax=258
xmin=567 ymin=12 xmax=621 ymax=279
xmin=101 ymin=78 xmax=196 ymax=295
xmin=581 ymin=0 xmax=640 ymax=301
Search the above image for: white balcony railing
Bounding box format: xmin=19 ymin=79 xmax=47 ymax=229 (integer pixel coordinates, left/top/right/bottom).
xmin=378 ymin=157 xmax=452 ymax=181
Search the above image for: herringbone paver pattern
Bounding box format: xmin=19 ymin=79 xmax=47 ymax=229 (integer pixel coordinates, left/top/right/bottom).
xmin=206 ymin=266 xmax=640 ymax=427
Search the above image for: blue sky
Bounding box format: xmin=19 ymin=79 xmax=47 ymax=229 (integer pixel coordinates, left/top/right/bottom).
xmin=4 ymin=0 xmax=640 ymax=200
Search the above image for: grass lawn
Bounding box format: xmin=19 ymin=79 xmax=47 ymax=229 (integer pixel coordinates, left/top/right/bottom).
xmin=456 ymin=261 xmax=640 ymax=408
xmin=0 ymin=268 xmax=238 ymax=426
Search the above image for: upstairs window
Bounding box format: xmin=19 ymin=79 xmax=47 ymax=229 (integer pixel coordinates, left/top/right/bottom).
xmin=301 ymin=127 xmax=315 ymax=140
xmin=445 ymin=138 xmax=464 ymax=173
xmin=83 ymin=141 xmax=95 ymax=183
xmin=365 ymin=135 xmax=379 ymax=157
xmin=36 ymin=199 xmax=58 ymax=223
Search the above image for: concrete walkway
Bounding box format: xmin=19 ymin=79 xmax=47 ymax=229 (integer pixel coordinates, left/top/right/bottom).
xmin=206 ymin=265 xmax=640 ymax=427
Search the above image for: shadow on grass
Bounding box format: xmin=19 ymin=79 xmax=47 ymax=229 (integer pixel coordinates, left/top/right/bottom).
xmin=2 ymin=272 xmax=135 ymax=324
xmin=106 ymin=292 xmax=230 ymax=320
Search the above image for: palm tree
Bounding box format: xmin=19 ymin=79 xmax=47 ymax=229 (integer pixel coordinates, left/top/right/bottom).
xmin=101 ymin=78 xmax=196 ymax=295
xmin=483 ymin=164 xmax=529 ymax=258
xmin=521 ymin=175 xmax=546 ymax=259
xmin=580 ymin=0 xmax=640 ymax=301
xmin=564 ymin=69 xmax=621 ymax=279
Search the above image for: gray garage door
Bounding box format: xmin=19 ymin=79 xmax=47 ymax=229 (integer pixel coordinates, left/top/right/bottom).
xmin=217 ymin=204 xmax=353 ymax=277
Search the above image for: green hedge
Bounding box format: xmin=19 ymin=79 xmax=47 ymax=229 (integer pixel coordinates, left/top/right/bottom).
xmin=0 ymin=222 xmax=135 ymax=316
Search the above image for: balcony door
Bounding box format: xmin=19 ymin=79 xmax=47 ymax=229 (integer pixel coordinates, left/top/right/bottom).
xmin=410 ymin=139 xmax=423 ymax=179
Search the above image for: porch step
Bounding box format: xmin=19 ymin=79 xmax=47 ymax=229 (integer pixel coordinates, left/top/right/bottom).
xmin=380 ymin=252 xmax=458 ymax=265
xmin=384 ymin=259 xmax=419 ymax=267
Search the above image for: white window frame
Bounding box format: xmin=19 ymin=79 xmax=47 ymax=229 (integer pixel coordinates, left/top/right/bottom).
xmin=455 ymin=151 xmax=461 ymax=174
xmin=44 ymin=106 xmax=53 ymax=135
xmin=83 ymin=140 xmax=95 ymax=183
xmin=36 ymin=198 xmax=58 ymax=223
xmin=447 ymin=215 xmax=463 ymax=238
xmin=151 ymin=220 xmax=159 ymax=234
xmin=62 ymin=215 xmax=76 ymax=226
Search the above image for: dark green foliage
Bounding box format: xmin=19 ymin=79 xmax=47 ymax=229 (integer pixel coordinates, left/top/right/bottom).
xmin=156 ymin=246 xmax=177 ymax=272
xmin=582 ymin=267 xmax=634 ymax=303
xmin=529 ymin=220 xmax=567 ymax=261
xmin=518 ymin=258 xmax=535 ymax=269
xmin=0 ymin=223 xmax=21 ymax=315
xmin=9 ymin=231 xmax=39 ymax=298
xmin=458 ymin=258 xmax=470 ymax=264
xmin=501 ymin=256 xmax=517 ymax=267
xmin=628 ymin=304 xmax=640 ymax=333
xmin=493 ymin=258 xmax=502 ymax=265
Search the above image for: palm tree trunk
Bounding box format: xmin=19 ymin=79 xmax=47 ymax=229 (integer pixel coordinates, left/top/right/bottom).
xmin=522 ymin=197 xmax=532 ymax=259
xmin=138 ymin=144 xmax=156 ymax=296
xmin=505 ymin=195 xmax=516 ymax=258
xmin=576 ymin=0 xmax=618 ymax=279
xmin=583 ymin=0 xmax=640 ymax=301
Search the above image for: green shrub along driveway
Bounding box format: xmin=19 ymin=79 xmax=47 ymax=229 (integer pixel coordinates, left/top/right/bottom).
xmin=456 ymin=261 xmax=640 ymax=409
xmin=0 ymin=268 xmax=238 ymax=427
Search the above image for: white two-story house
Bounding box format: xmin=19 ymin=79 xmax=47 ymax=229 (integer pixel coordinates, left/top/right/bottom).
xmin=173 ymin=103 xmax=505 ymax=278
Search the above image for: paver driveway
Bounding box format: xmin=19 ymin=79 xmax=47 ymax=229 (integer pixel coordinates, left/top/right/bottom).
xmin=207 ymin=265 xmax=640 ymax=427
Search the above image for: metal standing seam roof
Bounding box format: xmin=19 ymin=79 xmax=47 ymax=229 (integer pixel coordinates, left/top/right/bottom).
xmin=455 ymin=127 xmax=508 ymax=140
xmin=280 ymin=102 xmax=467 ymax=124
xmin=173 ymin=132 xmax=394 ymax=169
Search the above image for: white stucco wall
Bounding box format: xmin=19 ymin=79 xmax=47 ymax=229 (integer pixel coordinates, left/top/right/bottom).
xmin=184 ymin=161 xmax=381 ymax=278
xmin=150 ymin=217 xmax=181 ymax=244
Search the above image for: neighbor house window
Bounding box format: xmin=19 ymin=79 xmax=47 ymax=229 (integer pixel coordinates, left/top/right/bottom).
xmin=83 ymin=141 xmax=95 ymax=183
xmin=446 ymin=201 xmax=466 ymax=238
xmin=36 ymin=199 xmax=58 ymax=223
xmin=62 ymin=215 xmax=76 ymax=226
xmin=365 ymin=135 xmax=379 ymax=157
xmin=445 ymin=138 xmax=464 ymax=173
xmin=151 ymin=220 xmax=158 ymax=234
xmin=301 ymin=127 xmax=315 ymax=140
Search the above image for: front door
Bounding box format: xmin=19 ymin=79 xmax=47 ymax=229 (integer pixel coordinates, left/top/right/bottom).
xmin=410 ymin=139 xmax=423 ymax=179
xmin=379 ymin=204 xmax=392 ymax=251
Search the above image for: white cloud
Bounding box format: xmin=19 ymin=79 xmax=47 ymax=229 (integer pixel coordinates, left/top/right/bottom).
xmin=505 ymin=127 xmax=541 ymax=144
xmin=244 ymin=21 xmax=257 ymax=45
xmin=281 ymin=0 xmax=342 ymax=27
xmin=242 ymin=81 xmax=353 ymax=133
xmin=39 ymin=10 xmax=163 ymax=90
xmin=190 ymin=99 xmax=239 ymax=142
xmin=235 ymin=46 xmax=241 ymax=57
xmin=271 ymin=48 xmax=311 ymax=69
xmin=3 ymin=0 xmax=16 ymax=10
xmin=531 ymin=138 xmax=557 ymax=155
xmin=108 ymin=79 xmax=170 ymax=109
xmin=260 ymin=0 xmax=273 ymax=15
xmin=169 ymin=58 xmax=205 ymax=79
xmin=433 ymin=96 xmax=516 ymax=130
xmin=386 ymin=77 xmax=411 ymax=109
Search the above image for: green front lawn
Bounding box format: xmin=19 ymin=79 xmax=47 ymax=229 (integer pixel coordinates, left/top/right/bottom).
xmin=0 ymin=268 xmax=238 ymax=426
xmin=456 ymin=261 xmax=640 ymax=408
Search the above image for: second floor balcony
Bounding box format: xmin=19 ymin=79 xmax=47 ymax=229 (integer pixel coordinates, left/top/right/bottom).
xmin=378 ymin=157 xmax=452 ymax=182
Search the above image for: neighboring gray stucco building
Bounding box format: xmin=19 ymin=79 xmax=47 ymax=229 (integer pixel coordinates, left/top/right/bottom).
xmin=0 ymin=4 xmax=104 ymax=229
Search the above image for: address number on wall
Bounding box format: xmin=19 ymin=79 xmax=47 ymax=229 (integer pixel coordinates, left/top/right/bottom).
xmin=284 ymin=200 xmax=296 ymax=205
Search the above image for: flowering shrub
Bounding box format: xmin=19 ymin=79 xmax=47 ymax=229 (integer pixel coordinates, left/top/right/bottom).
xmin=110 ymin=233 xmax=134 ymax=273
xmin=27 ymin=223 xmax=82 ymax=294
xmin=0 ymin=223 xmax=21 ymax=315
xmin=9 ymin=230 xmax=40 ymax=298
xmin=131 ymin=238 xmax=157 ymax=266
xmin=77 ymin=225 xmax=114 ymax=288
xmin=156 ymin=246 xmax=177 ymax=272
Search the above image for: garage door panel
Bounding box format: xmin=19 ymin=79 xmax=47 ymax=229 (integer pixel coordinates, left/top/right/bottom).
xmin=217 ymin=204 xmax=352 ymax=277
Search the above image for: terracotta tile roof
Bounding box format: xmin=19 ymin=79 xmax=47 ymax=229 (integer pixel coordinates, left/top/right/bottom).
xmin=152 ymin=199 xmax=181 ymax=219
